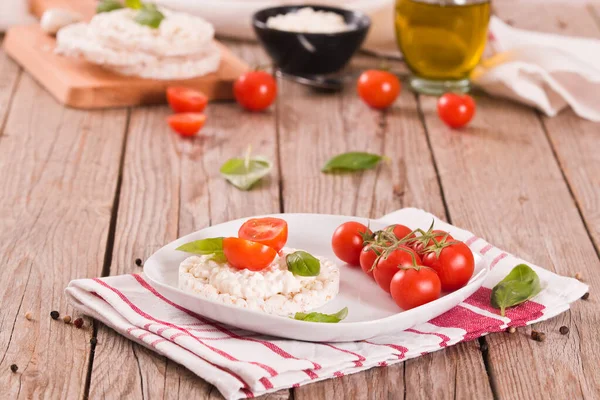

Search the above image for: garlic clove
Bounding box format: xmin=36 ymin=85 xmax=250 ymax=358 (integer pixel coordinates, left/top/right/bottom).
xmin=41 ymin=8 xmax=83 ymax=36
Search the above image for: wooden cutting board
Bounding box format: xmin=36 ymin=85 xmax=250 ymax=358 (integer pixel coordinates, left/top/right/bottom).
xmin=3 ymin=0 xmax=249 ymax=109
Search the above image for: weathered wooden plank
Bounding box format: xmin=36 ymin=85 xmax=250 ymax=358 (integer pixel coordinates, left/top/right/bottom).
xmin=279 ymin=62 xmax=492 ymax=398
xmin=494 ymin=2 xmax=600 ymax=254
xmin=88 ymin=42 xmax=290 ymax=399
xmin=419 ymin=46 xmax=600 ymax=399
xmin=0 ymin=35 xmax=21 ymax=133
xmin=0 ymin=72 xmax=128 ymax=398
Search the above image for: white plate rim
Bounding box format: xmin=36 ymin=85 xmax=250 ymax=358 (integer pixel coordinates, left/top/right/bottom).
xmin=144 ymin=212 xmax=489 ymax=332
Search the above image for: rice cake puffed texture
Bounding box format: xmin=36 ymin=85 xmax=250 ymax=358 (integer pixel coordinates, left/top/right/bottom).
xmin=89 ymin=8 xmax=215 ymax=57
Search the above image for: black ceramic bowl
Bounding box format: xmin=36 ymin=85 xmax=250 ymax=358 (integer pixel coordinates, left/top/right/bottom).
xmin=252 ymin=5 xmax=371 ymax=75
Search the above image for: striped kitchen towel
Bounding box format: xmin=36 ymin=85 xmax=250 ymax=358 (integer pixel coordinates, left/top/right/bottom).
xmin=65 ymin=208 xmax=588 ymax=400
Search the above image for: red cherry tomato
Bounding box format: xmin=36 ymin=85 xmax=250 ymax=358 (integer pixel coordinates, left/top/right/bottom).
xmin=387 ymin=224 xmax=416 ymax=241
xmin=390 ymin=267 xmax=441 ymax=310
xmin=359 ymin=244 xmax=380 ymax=278
xmin=331 ymin=222 xmax=372 ymax=266
xmin=234 ymin=71 xmax=277 ymax=112
xmin=422 ymin=242 xmax=474 ymax=292
xmin=412 ymin=230 xmax=455 ymax=255
xmin=167 ymin=113 xmax=206 ymax=136
xmin=222 ymin=237 xmax=277 ymax=271
xmin=373 ymin=246 xmax=421 ymax=293
xmin=238 ymin=217 xmax=288 ymax=252
xmin=167 ymin=87 xmax=208 ymax=113
xmin=437 ymin=93 xmax=475 ymax=129
xmin=357 ymin=70 xmax=401 ymax=109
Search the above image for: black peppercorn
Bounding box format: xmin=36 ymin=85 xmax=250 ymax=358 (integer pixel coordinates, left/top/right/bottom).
xmin=559 ymin=326 xmax=569 ymax=335
xmin=135 ymin=258 xmax=142 ymax=266
xmin=531 ymin=330 xmax=546 ymax=342
xmin=10 ymin=364 xmax=18 ymax=373
xmin=50 ymin=311 xmax=59 ymax=320
xmin=582 ymin=292 xmax=589 ymax=300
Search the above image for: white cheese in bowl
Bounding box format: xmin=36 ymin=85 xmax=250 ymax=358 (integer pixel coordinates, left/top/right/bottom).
xmin=178 ymin=248 xmax=340 ymax=316
xmin=265 ymin=7 xmax=350 ymax=34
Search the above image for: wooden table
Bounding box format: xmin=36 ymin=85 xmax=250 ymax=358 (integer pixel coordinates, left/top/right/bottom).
xmin=1 ymin=2 xmax=599 ymax=399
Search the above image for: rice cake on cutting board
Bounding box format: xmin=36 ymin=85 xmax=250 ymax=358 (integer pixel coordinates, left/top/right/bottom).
xmin=3 ymin=0 xmax=249 ymax=109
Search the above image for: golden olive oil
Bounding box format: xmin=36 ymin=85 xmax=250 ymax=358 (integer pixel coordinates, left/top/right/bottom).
xmin=395 ymin=0 xmax=491 ymax=80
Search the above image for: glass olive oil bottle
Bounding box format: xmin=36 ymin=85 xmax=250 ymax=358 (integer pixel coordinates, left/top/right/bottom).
xmin=395 ymin=0 xmax=491 ymax=94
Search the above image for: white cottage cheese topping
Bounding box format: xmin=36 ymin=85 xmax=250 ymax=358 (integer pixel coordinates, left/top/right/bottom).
xmin=266 ymin=7 xmax=350 ymax=34
xmin=179 ymin=248 xmax=339 ymax=316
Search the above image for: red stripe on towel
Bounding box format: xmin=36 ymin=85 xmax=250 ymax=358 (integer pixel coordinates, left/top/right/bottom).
xmin=490 ymin=253 xmax=508 ymax=269
xmin=133 ymin=274 xmax=322 ymax=375
xmin=463 ymin=287 xmax=545 ymax=324
xmin=405 ymin=328 xmax=451 ymax=347
xmin=92 ymin=278 xmax=265 ymax=392
xmin=480 ymin=244 xmax=493 ymax=255
xmin=429 ymin=305 xmax=504 ymax=341
xmin=322 ymin=343 xmax=366 ymax=367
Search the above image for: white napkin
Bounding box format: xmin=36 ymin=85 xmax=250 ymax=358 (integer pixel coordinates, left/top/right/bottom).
xmin=65 ymin=208 xmax=588 ymax=400
xmin=472 ymin=17 xmax=600 ymax=121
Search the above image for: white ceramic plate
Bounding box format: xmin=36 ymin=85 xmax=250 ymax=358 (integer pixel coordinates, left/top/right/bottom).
xmin=144 ymin=213 xmax=488 ymax=342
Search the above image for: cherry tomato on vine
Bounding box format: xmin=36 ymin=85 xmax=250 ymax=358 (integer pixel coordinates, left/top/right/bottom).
xmin=437 ymin=93 xmax=475 ymax=129
xmin=373 ymin=246 xmax=421 ymax=293
xmin=331 ymin=222 xmax=372 ymax=266
xmin=411 ymin=230 xmax=454 ymax=255
xmin=421 ymin=242 xmax=474 ymax=292
xmin=386 ymin=224 xmax=415 ymax=241
xmin=222 ymin=237 xmax=277 ymax=271
xmin=359 ymin=244 xmax=380 ymax=278
xmin=357 ymin=70 xmax=401 ymax=109
xmin=390 ymin=267 xmax=441 ymax=310
xmin=234 ymin=71 xmax=277 ymax=111
xmin=167 ymin=87 xmax=208 ymax=113
xmin=167 ymin=113 xmax=206 ymax=136
xmin=238 ymin=217 xmax=288 ymax=252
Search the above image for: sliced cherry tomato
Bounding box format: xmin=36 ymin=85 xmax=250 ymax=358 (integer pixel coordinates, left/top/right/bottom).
xmin=357 ymin=70 xmax=401 ymax=110
xmin=167 ymin=113 xmax=206 ymax=136
xmin=359 ymin=244 xmax=380 ymax=278
xmin=222 ymin=237 xmax=277 ymax=271
xmin=238 ymin=217 xmax=288 ymax=252
xmin=422 ymin=242 xmax=474 ymax=292
xmin=331 ymin=222 xmax=372 ymax=266
xmin=167 ymin=87 xmax=208 ymax=113
xmin=390 ymin=267 xmax=441 ymax=310
xmin=234 ymin=71 xmax=277 ymax=112
xmin=373 ymin=246 xmax=421 ymax=293
xmin=437 ymin=93 xmax=475 ymax=129
xmin=387 ymin=224 xmax=416 ymax=241
xmin=412 ymin=230 xmax=455 ymax=255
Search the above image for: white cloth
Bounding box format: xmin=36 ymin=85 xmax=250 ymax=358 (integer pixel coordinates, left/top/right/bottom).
xmin=65 ymin=207 xmax=588 ymax=400
xmin=472 ymin=17 xmax=600 ymax=121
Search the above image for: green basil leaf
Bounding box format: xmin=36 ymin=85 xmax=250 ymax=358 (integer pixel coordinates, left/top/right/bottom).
xmin=322 ymin=152 xmax=385 ymax=173
xmin=286 ymin=251 xmax=320 ymax=277
xmin=491 ymin=264 xmax=542 ymax=316
xmin=96 ymin=0 xmax=124 ymax=13
xmin=176 ymin=237 xmax=226 ymax=262
xmin=125 ymin=0 xmax=142 ymax=9
xmin=220 ymin=156 xmax=272 ymax=191
xmin=294 ymin=307 xmax=348 ymax=323
xmin=134 ymin=5 xmax=165 ymax=28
